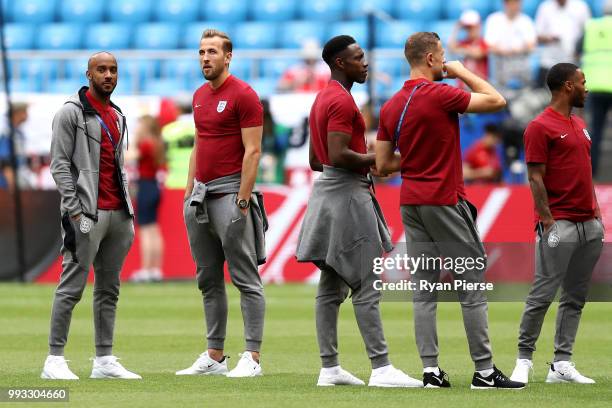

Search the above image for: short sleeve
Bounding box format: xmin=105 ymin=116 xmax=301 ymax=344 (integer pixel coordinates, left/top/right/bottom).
xmin=326 ymin=96 xmax=354 ymax=135
xmin=438 ymin=84 xmax=471 ymax=113
xmin=522 ymin=16 xmax=537 ymax=44
xmin=524 ymin=121 xmax=549 ymax=164
xmin=236 ymin=87 xmax=263 ymax=128
xmin=376 ymin=103 xmax=392 ymax=142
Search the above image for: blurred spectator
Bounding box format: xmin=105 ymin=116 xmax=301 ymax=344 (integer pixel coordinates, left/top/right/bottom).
xmin=0 ymin=102 xmax=34 ymax=191
xmin=449 ymin=10 xmax=489 ymax=85
xmin=463 ymin=123 xmax=503 ymax=183
xmin=259 ymin=99 xmax=290 ymax=184
xmin=485 ymin=0 xmax=537 ymax=89
xmin=277 ymin=40 xmax=330 ymax=93
xmin=535 ymin=0 xmax=591 ymax=87
xmin=157 ymin=97 xmax=180 ymax=128
xmin=130 ymin=115 xmax=166 ymax=283
xmin=162 ymin=99 xmax=196 ymax=188
xmin=581 ymin=0 xmax=612 ymax=177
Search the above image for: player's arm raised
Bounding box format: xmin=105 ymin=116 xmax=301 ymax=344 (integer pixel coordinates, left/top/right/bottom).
xmin=444 ymin=61 xmax=506 ymax=113
xmin=238 ymin=125 xmax=263 ymax=212
xmin=328 ymin=131 xmax=375 ymax=171
xmin=527 ymin=163 xmax=555 ymax=232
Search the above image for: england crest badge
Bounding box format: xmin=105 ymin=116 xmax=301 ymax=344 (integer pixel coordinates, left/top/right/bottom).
xmin=217 ymin=101 xmax=227 ymax=113
xmin=583 ymin=128 xmax=591 ymax=141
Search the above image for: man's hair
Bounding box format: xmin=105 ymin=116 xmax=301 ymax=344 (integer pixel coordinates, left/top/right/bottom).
xmin=322 ymin=35 xmax=356 ymax=67
xmin=484 ymin=123 xmax=501 ymax=137
xmin=546 ymin=63 xmax=579 ymax=91
xmin=404 ymin=32 xmax=441 ymax=66
xmin=201 ymin=29 xmax=232 ymax=53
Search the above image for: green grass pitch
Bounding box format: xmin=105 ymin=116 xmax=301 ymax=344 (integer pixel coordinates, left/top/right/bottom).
xmin=1 ymin=283 xmax=610 ymax=407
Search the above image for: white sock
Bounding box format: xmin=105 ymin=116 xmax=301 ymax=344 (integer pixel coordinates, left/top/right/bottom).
xmin=321 ymin=366 xmax=341 ymax=375
xmin=477 ymin=368 xmax=494 ymax=377
xmin=371 ymin=364 xmax=393 ymax=375
xmin=95 ymin=355 xmax=115 ymax=364
xmin=423 ymin=366 xmax=440 ymax=375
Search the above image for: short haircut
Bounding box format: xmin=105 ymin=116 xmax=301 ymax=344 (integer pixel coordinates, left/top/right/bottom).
xmin=201 ymin=29 xmax=232 ymax=53
xmin=546 ymin=63 xmax=579 ymax=91
xmin=322 ymin=35 xmax=356 ymax=67
xmin=484 ymin=123 xmax=501 ymax=136
xmin=404 ymin=32 xmax=441 ymax=67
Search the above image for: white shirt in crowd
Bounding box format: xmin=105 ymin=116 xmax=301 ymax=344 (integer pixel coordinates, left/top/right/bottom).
xmin=484 ymin=11 xmax=537 ymax=53
xmin=535 ymin=0 xmax=591 ymax=68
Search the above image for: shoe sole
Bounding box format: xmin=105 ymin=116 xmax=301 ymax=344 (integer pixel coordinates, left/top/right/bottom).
xmin=317 ymin=381 xmax=365 ymax=386
xmin=41 ymin=371 xmax=78 ymax=380
xmin=424 ymin=383 xmax=451 ymax=388
xmin=471 ymin=385 xmax=525 ymax=390
xmin=90 ymin=371 xmax=141 ymax=380
xmin=176 ymin=371 xmax=228 ymax=376
xmin=226 ymin=372 xmax=262 ymax=378
xmin=368 ymin=383 xmax=423 ymax=388
xmin=545 ymin=376 xmax=594 ymax=384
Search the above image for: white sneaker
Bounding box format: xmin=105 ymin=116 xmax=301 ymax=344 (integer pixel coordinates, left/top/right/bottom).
xmin=129 ymin=269 xmax=152 ymax=283
xmin=41 ymin=355 xmax=79 ymax=380
xmin=226 ymin=352 xmax=262 ymax=378
xmin=546 ymin=361 xmax=595 ymax=384
xmin=510 ymin=359 xmax=533 ymax=384
xmin=90 ymin=356 xmax=142 ymax=379
xmin=317 ymin=366 xmax=365 ymax=386
xmin=368 ymin=365 xmax=423 ymax=388
xmin=176 ymin=352 xmax=228 ymax=376
xmin=149 ymin=268 xmax=163 ymax=282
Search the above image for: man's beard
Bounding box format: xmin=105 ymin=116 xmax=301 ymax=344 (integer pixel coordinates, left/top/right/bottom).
xmin=92 ymin=81 xmax=114 ymax=96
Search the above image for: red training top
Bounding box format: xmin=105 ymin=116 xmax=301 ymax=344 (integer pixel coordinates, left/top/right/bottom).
xmin=309 ymin=80 xmax=368 ymax=175
xmin=464 ymin=140 xmax=501 ymax=182
xmin=86 ymin=90 xmax=123 ymax=210
xmin=524 ymin=107 xmax=595 ymax=224
xmin=377 ymin=79 xmax=471 ymax=205
xmin=193 ymin=75 xmax=263 ymax=183
xmin=138 ymin=138 xmax=161 ymax=180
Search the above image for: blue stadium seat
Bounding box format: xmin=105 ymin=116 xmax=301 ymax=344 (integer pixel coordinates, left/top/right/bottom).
xmin=36 ymin=24 xmax=83 ymax=50
xmin=430 ymin=20 xmax=456 ymax=46
xmin=299 ymin=0 xmax=346 ymax=21
xmin=64 ymin=58 xmax=89 ymax=80
xmin=260 ymin=58 xmax=300 ymax=78
xmin=112 ymin=77 xmax=136 ymax=95
xmin=251 ymin=0 xmax=296 ymax=22
xmin=59 ymin=0 xmax=103 ymax=23
xmin=153 ymin=0 xmax=199 ymax=23
xmin=9 ymin=79 xmax=41 ymax=93
xmin=86 ymin=24 xmax=132 ymax=50
xmin=119 ymin=59 xmax=160 ymax=84
xmin=108 ymin=0 xmax=152 ymax=23
xmin=350 ymin=0 xmax=393 ymax=19
xmin=588 ymin=0 xmax=606 ymax=17
xmin=373 ymin=57 xmax=404 ymax=77
xmin=182 ymin=21 xmax=233 ymax=49
xmin=10 ymin=59 xmax=59 ymax=83
xmin=249 ymin=77 xmax=277 ymax=98
xmin=142 ymin=78 xmax=189 ymax=95
xmin=4 ymin=24 xmax=35 ymax=50
xmin=134 ymin=23 xmax=181 ymax=49
xmin=46 ymin=79 xmax=86 ymax=94
xmin=375 ymin=20 xmax=422 ymax=48
xmin=229 ymin=58 xmax=255 ymax=80
xmin=444 ymin=0 xmax=490 ymax=20
xmin=11 ymin=0 xmax=56 ymax=24
xmin=395 ymin=0 xmax=442 ymax=22
xmin=280 ymin=21 xmax=326 ymax=49
xmin=233 ymin=22 xmax=278 ymax=49
xmin=201 ymin=0 xmax=247 ymax=23
xmin=161 ymin=58 xmax=201 ymax=83
xmin=327 ymin=21 xmax=368 ymax=46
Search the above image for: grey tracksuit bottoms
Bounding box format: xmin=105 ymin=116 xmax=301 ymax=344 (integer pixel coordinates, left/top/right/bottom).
xmin=49 ymin=209 xmax=134 ymax=356
xmin=517 ymin=218 xmax=603 ymax=361
xmin=184 ymin=194 xmax=265 ymax=352
xmin=401 ymin=200 xmax=494 ymax=371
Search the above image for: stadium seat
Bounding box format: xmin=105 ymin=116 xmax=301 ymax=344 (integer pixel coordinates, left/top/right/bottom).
xmin=182 ymin=21 xmax=233 ymax=49
xmin=327 ymin=21 xmax=368 ymax=47
xmin=161 ymin=58 xmax=201 ymax=83
xmin=36 ymin=24 xmax=84 ymax=50
xmin=279 ymin=21 xmax=326 ymax=49
xmin=373 ymin=57 xmax=404 ymax=78
xmin=4 ymin=24 xmax=35 ymax=50
xmin=395 ymin=0 xmax=442 ymax=22
xmin=251 ymin=0 xmax=296 ymax=22
xmin=10 ymin=0 xmax=56 ymax=24
xmin=588 ymin=0 xmax=606 ymax=17
xmin=233 ymin=22 xmax=278 ymax=49
xmin=142 ymin=78 xmax=189 ymax=96
xmin=443 ymin=0 xmax=490 ymax=20
xmin=260 ymin=58 xmax=300 ymax=78
xmin=112 ymin=77 xmax=136 ymax=95
xmin=9 ymin=78 xmax=41 ymax=93
xmin=9 ymin=59 xmax=59 ymax=83
xmin=64 ymin=58 xmax=89 ymax=80
xmin=119 ymin=59 xmax=160 ymax=85
xmin=249 ymin=77 xmax=278 ymax=98
xmin=134 ymin=23 xmax=181 ymax=50
xmin=350 ymin=0 xmax=393 ymax=19
xmin=59 ymin=0 xmax=103 ymax=23
xmin=153 ymin=0 xmax=199 ymax=23
xmin=299 ymin=0 xmax=346 ymax=21
xmin=201 ymin=0 xmax=248 ymax=23
xmin=46 ymin=79 xmax=86 ymax=94
xmin=375 ymin=20 xmax=422 ymax=48
xmin=85 ymin=24 xmax=132 ymax=50
xmin=108 ymin=0 xmax=152 ymax=23
xmin=229 ymin=58 xmax=255 ymax=80
xmin=430 ymin=20 xmax=456 ymax=46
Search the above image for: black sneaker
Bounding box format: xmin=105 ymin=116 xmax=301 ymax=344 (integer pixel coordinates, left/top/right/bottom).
xmin=423 ymin=368 xmax=451 ymax=388
xmin=471 ymin=366 xmax=525 ymax=389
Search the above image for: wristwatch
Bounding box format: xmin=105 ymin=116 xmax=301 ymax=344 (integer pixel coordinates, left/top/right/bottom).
xmin=237 ymin=198 xmax=250 ymax=209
